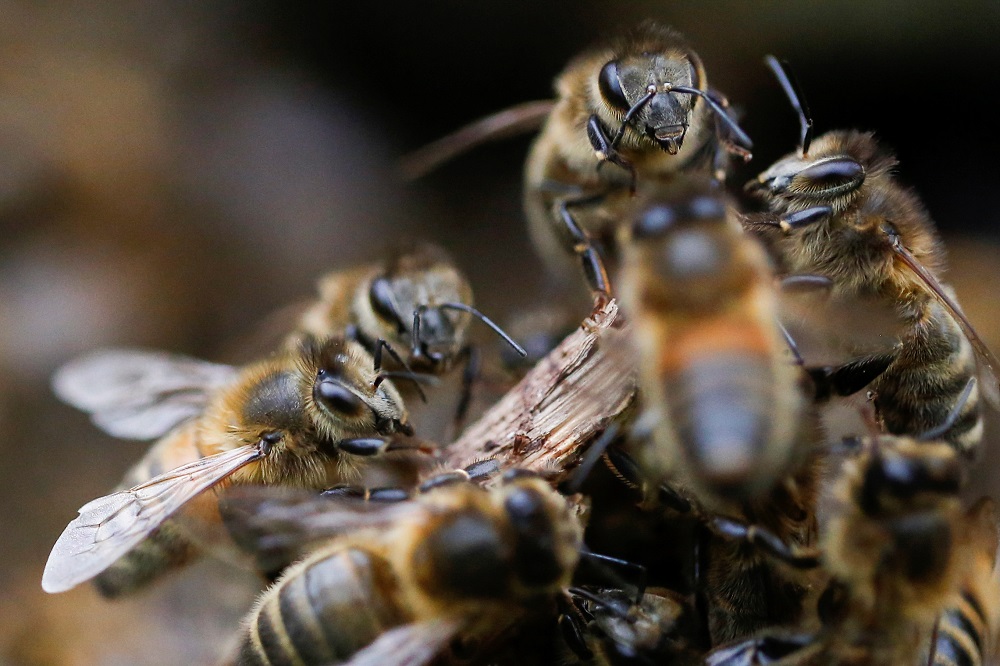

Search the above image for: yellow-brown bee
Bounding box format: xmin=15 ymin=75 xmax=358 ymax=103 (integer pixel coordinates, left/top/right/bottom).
xmin=292 ymin=242 xmax=525 ymax=426
xmin=43 ymin=336 xmax=414 ymax=597
xmin=524 ymin=21 xmax=752 ymax=297
xmin=743 ymin=56 xmax=1000 ymax=456
xmin=230 ymin=472 xmax=583 ymax=666
xmin=614 ymin=178 xmax=806 ymax=504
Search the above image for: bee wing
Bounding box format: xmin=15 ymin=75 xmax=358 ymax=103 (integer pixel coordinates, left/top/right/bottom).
xmin=344 ymin=618 xmax=464 ymax=666
xmin=41 ymin=444 xmax=264 ymax=593
xmin=220 ymin=487 xmax=426 ymax=572
xmin=889 ymin=238 xmax=1000 ymax=409
xmin=52 ymin=349 xmax=238 ymax=440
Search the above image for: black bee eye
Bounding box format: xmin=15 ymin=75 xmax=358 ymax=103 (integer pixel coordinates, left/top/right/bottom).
xmin=368 ymin=276 xmax=403 ymax=327
xmin=797 ymin=157 xmax=865 ymax=194
xmin=314 ymin=379 xmax=365 ymax=417
xmin=598 ymin=60 xmax=629 ymax=111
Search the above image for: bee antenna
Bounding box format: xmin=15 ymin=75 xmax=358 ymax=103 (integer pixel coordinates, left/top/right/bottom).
xmin=917 ymin=377 xmax=976 ymax=442
xmin=577 ymin=547 xmax=648 ymax=604
xmin=610 ymin=89 xmax=658 ymax=150
xmin=438 ymin=302 xmax=527 ymax=357
xmin=670 ymin=85 xmax=753 ymax=154
xmin=373 ymin=338 xmax=428 ymax=403
xmin=763 ymin=55 xmax=813 ymax=157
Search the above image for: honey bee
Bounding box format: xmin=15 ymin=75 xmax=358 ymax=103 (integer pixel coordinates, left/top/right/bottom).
xmin=816 ymin=436 xmax=967 ymax=664
xmin=743 ymin=56 xmax=1000 ymax=456
xmin=292 ymin=242 xmax=525 ymax=426
xmin=613 ymin=178 xmax=807 ymax=504
xmin=229 ymin=471 xmax=584 ymax=666
xmin=42 ymin=335 xmax=415 ymax=597
xmin=524 ymin=21 xmax=752 ymax=298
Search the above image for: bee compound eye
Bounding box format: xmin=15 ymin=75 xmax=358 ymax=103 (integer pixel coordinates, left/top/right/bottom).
xmin=796 ymin=157 xmax=865 ymax=194
xmin=368 ymin=276 xmax=404 ymax=328
xmin=314 ymin=379 xmax=366 ymax=417
xmin=598 ymin=60 xmax=630 ymax=111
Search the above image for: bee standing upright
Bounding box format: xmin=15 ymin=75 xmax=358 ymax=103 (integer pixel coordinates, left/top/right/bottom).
xmin=523 ymin=21 xmax=752 ymax=297
xmin=744 ymin=56 xmax=1000 ymax=456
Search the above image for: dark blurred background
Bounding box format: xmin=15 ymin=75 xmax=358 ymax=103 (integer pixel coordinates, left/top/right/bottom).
xmin=2 ymin=2 xmax=999 ymax=663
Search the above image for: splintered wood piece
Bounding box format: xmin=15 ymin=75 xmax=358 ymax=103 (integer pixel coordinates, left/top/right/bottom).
xmin=445 ymin=299 xmax=636 ymax=482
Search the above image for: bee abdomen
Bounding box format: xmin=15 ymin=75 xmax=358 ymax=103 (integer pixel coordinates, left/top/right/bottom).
xmin=93 ymin=519 xmax=196 ymax=598
xmin=671 ymin=355 xmax=776 ymax=500
xmin=931 ymin=593 xmax=987 ymax=666
xmin=239 ymin=548 xmax=405 ymax=666
xmin=873 ymin=317 xmax=981 ymax=455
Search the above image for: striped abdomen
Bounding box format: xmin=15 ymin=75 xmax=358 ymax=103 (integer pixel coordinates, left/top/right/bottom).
xmin=239 ymin=547 xmax=407 ymax=666
xmin=931 ymin=592 xmax=989 ymax=666
xmin=94 ymin=426 xmax=205 ymax=598
xmin=871 ymin=305 xmax=982 ymax=457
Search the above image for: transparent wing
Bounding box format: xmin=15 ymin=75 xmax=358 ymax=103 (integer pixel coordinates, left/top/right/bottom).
xmin=344 ymin=619 xmax=464 ymax=666
xmin=41 ymin=444 xmax=264 ymax=593
xmin=889 ymin=235 xmax=1000 ymax=409
xmin=52 ymin=349 xmax=238 ymax=440
xmin=219 ymin=486 xmax=424 ymax=572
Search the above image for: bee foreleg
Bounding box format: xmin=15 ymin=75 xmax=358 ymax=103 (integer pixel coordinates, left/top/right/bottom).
xmin=557 ymin=196 xmax=613 ymax=298
xmin=586 ymin=115 xmax=636 ymax=190
xmin=709 ymin=516 xmax=820 ymax=569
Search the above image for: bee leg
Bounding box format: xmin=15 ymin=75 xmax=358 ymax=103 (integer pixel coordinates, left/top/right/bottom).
xmin=417 ymin=458 xmax=500 ymax=493
xmin=449 ymin=344 xmax=481 ymax=439
xmin=557 ymin=596 xmax=595 ymax=661
xmin=709 ymin=516 xmax=820 ymax=569
xmin=586 ymin=115 xmax=636 ymax=191
xmin=807 ymin=351 xmax=897 ymax=402
xmin=336 ymin=437 xmax=392 ymax=456
xmin=579 ymin=550 xmax=648 ymax=603
xmin=557 ymin=195 xmax=613 ymax=299
xmin=320 ymin=484 xmax=412 ymax=502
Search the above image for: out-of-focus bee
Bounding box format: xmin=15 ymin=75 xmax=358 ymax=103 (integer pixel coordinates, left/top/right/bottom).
xmin=291 ymin=242 xmax=525 ymax=426
xmin=743 ymin=56 xmax=1000 ymax=456
xmin=524 ymin=21 xmax=752 ymax=298
xmin=42 ymin=336 xmax=415 ymax=597
xmin=924 ymin=496 xmax=1000 ymax=666
xmin=705 ymin=388 xmax=983 ymax=665
xmin=229 ymin=471 xmax=584 ymax=666
xmin=612 ymin=178 xmax=805 ymax=504
xmin=815 ymin=436 xmax=967 ymax=665
xmin=557 ymin=586 xmax=702 ymax=665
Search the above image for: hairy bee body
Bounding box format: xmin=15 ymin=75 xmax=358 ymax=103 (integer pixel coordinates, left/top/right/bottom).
xmin=816 ymin=437 xmax=966 ymax=665
xmin=525 ymin=22 xmax=745 ymax=293
xmin=748 ymin=126 xmax=990 ymax=455
xmin=44 ymin=337 xmax=413 ymax=597
xmin=292 ymin=243 xmax=476 ymax=377
xmin=616 ymin=180 xmax=805 ymax=505
xmin=234 ymin=475 xmax=583 ymax=666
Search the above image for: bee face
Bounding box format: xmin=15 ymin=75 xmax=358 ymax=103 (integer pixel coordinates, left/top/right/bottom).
xmin=299 ymin=336 xmax=410 ymax=440
xmin=596 ymin=49 xmax=701 ymax=155
xmin=357 ymin=246 xmax=473 ymax=373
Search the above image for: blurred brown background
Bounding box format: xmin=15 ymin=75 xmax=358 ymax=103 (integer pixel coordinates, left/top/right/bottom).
xmin=1 ymin=2 xmax=998 ymax=664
